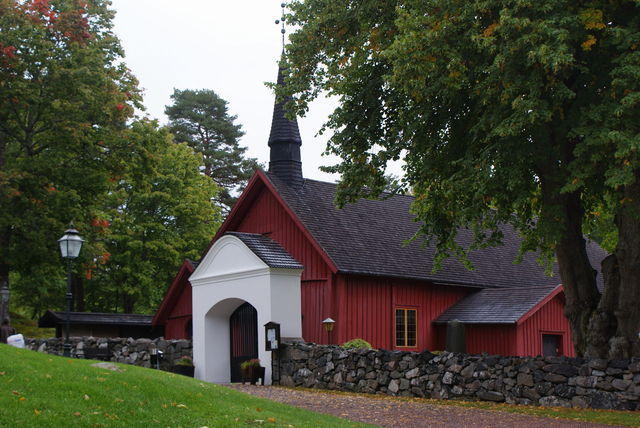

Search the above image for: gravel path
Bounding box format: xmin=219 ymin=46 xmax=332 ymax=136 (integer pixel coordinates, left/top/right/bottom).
xmin=228 ymin=384 xmax=621 ymax=427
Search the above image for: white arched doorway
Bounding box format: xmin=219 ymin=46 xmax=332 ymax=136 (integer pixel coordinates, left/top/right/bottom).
xmin=190 ymin=233 xmax=303 ymax=384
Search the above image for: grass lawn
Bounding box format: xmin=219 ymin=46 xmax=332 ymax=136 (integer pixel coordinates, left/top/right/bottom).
xmin=0 ymin=345 xmax=364 ymax=427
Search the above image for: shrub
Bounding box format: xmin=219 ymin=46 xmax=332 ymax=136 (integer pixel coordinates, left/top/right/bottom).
xmin=341 ymin=338 xmax=372 ymax=349
xmin=174 ymin=356 xmax=194 ymax=367
xmin=240 ymin=359 xmax=261 ymax=370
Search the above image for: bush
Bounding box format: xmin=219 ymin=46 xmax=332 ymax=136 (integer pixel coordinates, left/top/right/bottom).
xmin=240 ymin=358 xmax=261 ymax=370
xmin=341 ymin=338 xmax=372 ymax=349
xmin=174 ymin=356 xmax=194 ymax=367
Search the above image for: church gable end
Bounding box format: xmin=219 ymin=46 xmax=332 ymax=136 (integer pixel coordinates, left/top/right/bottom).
xmin=234 ymin=178 xmax=335 ymax=281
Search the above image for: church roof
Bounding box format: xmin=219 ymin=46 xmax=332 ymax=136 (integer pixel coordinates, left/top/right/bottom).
xmin=226 ymin=232 xmax=303 ymax=270
xmin=264 ymin=172 xmax=607 ymax=290
xmin=434 ymin=285 xmax=561 ymax=324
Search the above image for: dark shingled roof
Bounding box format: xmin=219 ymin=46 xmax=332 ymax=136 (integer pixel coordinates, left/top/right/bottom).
xmin=268 ymin=64 xmax=302 ymax=146
xmin=227 ymin=232 xmax=303 ymax=270
xmin=265 ymin=173 xmax=607 ymax=289
xmin=434 ymin=286 xmax=560 ymax=324
xmin=38 ymin=310 xmax=152 ymax=328
xmin=268 ymin=58 xmax=303 ymax=184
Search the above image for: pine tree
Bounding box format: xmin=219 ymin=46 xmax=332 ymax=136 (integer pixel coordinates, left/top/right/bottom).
xmin=165 ymin=89 xmax=260 ymax=213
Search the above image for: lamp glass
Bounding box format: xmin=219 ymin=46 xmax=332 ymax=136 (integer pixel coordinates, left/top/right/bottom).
xmin=58 ymin=229 xmax=84 ymax=259
xmin=322 ymin=317 xmax=335 ymax=332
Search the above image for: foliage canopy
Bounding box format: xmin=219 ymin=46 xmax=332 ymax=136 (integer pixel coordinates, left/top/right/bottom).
xmin=283 ymin=0 xmax=640 ymax=357
xmin=0 ymin=0 xmax=222 ymax=315
xmin=165 ymin=89 xmax=260 ymax=213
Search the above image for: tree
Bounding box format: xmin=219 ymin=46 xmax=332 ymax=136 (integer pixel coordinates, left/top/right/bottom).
xmin=283 ymin=0 xmax=640 ymax=357
xmin=88 ymin=120 xmax=222 ymax=313
xmin=0 ymin=0 xmax=141 ymax=315
xmin=165 ymin=89 xmax=260 ymax=212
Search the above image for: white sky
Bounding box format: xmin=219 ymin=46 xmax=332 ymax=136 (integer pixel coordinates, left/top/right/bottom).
xmin=110 ymin=0 xmax=341 ymax=182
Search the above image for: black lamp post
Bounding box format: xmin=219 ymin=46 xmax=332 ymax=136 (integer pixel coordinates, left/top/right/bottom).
xmin=58 ymin=226 xmax=84 ymax=357
xmin=0 ymin=280 xmax=9 ymax=323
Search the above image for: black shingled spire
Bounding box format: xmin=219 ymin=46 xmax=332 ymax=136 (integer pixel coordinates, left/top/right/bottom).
xmin=268 ymin=56 xmax=303 ymax=185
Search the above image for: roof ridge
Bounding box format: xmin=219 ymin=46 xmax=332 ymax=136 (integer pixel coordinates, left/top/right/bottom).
xmin=227 ymin=231 xmax=265 ymax=237
xmin=49 ymin=310 xmax=152 ymax=316
xmin=266 ymin=172 xmax=415 ymax=201
xmin=481 ymin=285 xmax=560 ymax=291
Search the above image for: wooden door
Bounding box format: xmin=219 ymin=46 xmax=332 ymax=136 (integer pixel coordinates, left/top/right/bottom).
xmin=542 ymin=334 xmax=561 ymax=357
xmin=229 ymin=302 xmax=258 ymax=382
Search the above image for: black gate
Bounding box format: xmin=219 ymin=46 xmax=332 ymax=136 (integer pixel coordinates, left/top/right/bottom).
xmin=229 ymin=302 xmax=258 ymax=382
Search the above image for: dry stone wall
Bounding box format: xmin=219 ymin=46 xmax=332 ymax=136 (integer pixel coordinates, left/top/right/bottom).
xmin=25 ymin=337 xmax=192 ymax=370
xmin=274 ymin=342 xmax=640 ymax=411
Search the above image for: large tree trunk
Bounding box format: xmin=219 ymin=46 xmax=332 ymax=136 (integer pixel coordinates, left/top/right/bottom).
xmin=553 ymin=192 xmax=601 ymax=357
xmin=585 ymin=254 xmax=619 ymax=358
xmin=123 ymin=294 xmax=135 ymax=314
xmin=606 ymin=176 xmax=640 ymax=358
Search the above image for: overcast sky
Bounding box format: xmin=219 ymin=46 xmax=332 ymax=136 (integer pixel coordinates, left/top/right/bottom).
xmin=109 ymin=0 xmax=343 ymax=182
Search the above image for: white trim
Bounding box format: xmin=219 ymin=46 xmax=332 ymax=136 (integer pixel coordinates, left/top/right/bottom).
xmin=190 ymin=267 xmax=271 ymax=286
xmin=190 ymin=235 xmax=268 ymax=282
xmin=269 ymin=267 xmax=304 ymax=276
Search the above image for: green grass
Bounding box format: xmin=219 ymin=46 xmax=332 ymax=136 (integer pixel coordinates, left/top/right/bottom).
xmin=0 ymin=345 xmax=364 ymax=427
xmin=286 ymin=387 xmax=640 ymax=427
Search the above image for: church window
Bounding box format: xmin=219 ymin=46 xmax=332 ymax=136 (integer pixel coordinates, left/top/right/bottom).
xmin=395 ymin=308 xmax=417 ymax=347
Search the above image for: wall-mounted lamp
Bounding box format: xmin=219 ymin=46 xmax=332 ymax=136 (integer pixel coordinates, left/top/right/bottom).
xmin=322 ymin=317 xmax=335 ymax=333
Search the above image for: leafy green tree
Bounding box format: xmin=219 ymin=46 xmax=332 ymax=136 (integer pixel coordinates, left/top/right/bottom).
xmin=165 ymin=89 xmax=259 ymax=212
xmin=0 ymin=0 xmax=141 ymax=315
xmin=283 ymin=0 xmax=640 ymax=357
xmin=88 ymin=120 xmax=222 ymax=313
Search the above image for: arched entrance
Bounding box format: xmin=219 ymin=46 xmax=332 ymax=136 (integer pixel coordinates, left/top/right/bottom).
xmin=229 ymin=302 xmax=258 ymax=382
xmin=191 ymin=233 xmax=303 ymax=384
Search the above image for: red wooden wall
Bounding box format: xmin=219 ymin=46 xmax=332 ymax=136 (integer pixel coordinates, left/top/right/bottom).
xmin=516 ymin=293 xmax=575 ymax=357
xmin=335 ymin=275 xmax=470 ymax=351
xmin=433 ymin=293 xmax=574 ymax=357
xmin=463 ymin=325 xmax=517 ymax=356
xmin=234 ymin=188 xmax=335 ymax=344
xmin=164 ymin=277 xmax=192 ymax=340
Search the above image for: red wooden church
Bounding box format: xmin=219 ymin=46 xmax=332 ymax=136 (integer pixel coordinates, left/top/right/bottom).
xmin=153 ymin=63 xmax=606 ymax=363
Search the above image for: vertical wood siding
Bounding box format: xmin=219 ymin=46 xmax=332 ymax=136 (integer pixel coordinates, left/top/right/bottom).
xmin=235 ymin=190 xmax=333 ymax=281
xmin=516 ymin=294 xmax=575 ymax=357
xmin=234 ymin=189 xmax=334 ymax=344
xmin=339 ymin=275 xmax=469 ymax=351
xmin=464 ymin=325 xmax=517 ymax=355
xmin=164 ymin=277 xmax=193 ymax=339
xmin=301 ymin=279 xmax=326 ymax=344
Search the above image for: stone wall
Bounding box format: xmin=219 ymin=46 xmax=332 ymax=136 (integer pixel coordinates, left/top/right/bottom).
xmin=274 ymin=342 xmax=640 ymax=411
xmin=26 ymin=337 xmax=192 ymax=370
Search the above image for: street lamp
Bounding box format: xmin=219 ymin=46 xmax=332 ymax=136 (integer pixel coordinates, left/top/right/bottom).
xmin=58 ymin=226 xmax=84 ymax=357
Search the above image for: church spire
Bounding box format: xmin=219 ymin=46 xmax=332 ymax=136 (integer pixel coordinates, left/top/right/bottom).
xmin=268 ymin=56 xmax=303 ymax=185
